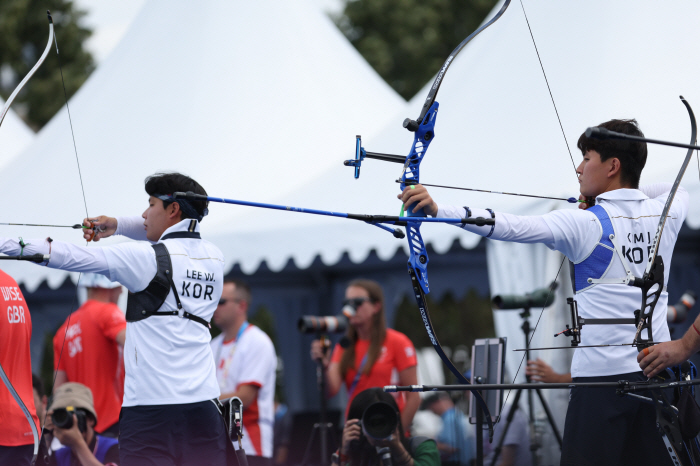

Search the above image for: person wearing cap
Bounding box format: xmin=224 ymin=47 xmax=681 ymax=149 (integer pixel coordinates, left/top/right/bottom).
xmin=53 ymin=273 xmax=126 ymax=437
xmin=211 ymin=279 xmax=276 ymax=466
xmin=47 ymin=382 xmax=120 ymax=466
xmin=0 ymin=172 xmax=229 ymax=465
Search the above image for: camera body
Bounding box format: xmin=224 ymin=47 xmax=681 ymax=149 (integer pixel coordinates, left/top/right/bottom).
xmin=52 ymin=407 xmax=88 ymax=433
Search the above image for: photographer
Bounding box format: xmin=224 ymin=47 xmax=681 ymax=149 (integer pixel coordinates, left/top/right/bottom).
xmin=46 ymin=383 xmax=119 ymax=466
xmin=310 ymin=279 xmax=419 ymax=431
xmin=333 ymin=388 xmax=439 ymax=466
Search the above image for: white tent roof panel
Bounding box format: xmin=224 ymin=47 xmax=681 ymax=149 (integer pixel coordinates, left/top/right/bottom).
xmin=0 ymin=98 xmax=35 ymax=171
xmin=0 ymin=0 xmax=405 ymax=290
xmin=3 ymin=0 xmax=700 ymax=289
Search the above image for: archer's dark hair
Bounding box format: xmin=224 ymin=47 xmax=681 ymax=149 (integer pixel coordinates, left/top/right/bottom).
xmin=346 ymin=388 xmax=411 ymax=465
xmin=577 ymin=119 xmax=647 ymax=188
xmin=223 ymin=278 xmax=252 ymax=304
xmin=144 ymin=172 xmax=208 ymax=220
xmin=339 ymin=279 xmax=387 ymax=379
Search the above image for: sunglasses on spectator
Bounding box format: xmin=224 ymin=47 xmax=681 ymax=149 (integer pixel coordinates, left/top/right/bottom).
xmin=218 ymin=298 xmax=243 ymax=306
xmin=342 ymin=297 xmax=373 ymax=308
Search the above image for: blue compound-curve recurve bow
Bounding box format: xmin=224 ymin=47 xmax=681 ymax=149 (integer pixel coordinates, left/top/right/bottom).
xmin=346 ymin=0 xmax=514 ymax=442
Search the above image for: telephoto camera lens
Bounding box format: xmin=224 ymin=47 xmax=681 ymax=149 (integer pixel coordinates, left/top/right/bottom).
xmin=51 ymin=407 xmax=87 ymax=432
xmin=297 ymin=315 xmax=348 ymax=334
xmin=52 ymin=408 xmax=74 ymax=429
xmin=361 ymin=401 xmax=399 ymax=440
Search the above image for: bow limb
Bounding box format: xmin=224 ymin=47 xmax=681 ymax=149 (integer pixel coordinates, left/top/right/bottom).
xmin=399 ymin=98 xmax=498 ymax=441
xmin=405 ymin=0 xmax=512 ymax=130
xmin=0 ymin=15 xmax=54 ymax=130
xmin=0 ymin=364 xmax=40 ymax=460
xmin=632 ymin=96 xmax=697 ymax=351
xmin=0 ymin=15 xmax=55 ymax=464
xmin=406 ymin=223 xmax=496 ymax=443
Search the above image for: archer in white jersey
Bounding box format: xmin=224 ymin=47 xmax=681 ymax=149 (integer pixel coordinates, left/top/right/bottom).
xmin=0 ymin=173 xmax=230 ymax=466
xmin=399 ymin=119 xmax=683 ymax=466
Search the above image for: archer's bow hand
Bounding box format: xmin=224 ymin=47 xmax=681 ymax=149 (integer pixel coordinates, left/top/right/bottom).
xmin=398 ymin=184 xmax=438 ymax=217
xmin=638 ymin=337 xmax=697 ymax=378
xmin=82 ymin=216 xmax=117 ymax=242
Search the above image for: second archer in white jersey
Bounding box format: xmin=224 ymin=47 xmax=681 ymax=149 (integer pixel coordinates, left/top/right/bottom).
xmin=399 ymin=118 xmax=686 ymax=466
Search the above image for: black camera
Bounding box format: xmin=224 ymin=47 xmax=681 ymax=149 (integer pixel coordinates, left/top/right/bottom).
xmin=52 ymin=407 xmax=88 ymax=433
xmin=298 ymin=315 xmax=348 ymax=334
xmin=361 ymin=401 xmax=399 ymax=440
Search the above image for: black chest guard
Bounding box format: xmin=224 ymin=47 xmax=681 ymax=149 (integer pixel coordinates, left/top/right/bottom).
xmin=125 ymin=242 xmax=210 ymax=328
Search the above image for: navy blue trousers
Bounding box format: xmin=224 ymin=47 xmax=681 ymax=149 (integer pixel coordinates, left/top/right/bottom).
xmin=120 ymin=400 xmax=229 ymax=466
xmin=560 ymin=371 xmax=674 ymax=466
xmin=0 ymin=444 xmax=33 ymax=466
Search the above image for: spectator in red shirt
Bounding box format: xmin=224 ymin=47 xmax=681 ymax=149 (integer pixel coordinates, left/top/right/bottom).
xmin=53 ymin=273 xmax=126 ymax=437
xmin=0 ymin=270 xmax=40 ymax=466
xmin=310 ymin=279 xmax=420 ymax=431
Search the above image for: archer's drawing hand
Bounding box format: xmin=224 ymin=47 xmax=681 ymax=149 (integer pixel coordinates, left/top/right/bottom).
xmin=82 ymin=216 xmax=117 ymax=242
xmin=578 ymin=194 xmax=593 ymax=210
xmin=637 ymin=340 xmax=693 ymax=378
xmin=398 ymin=184 xmax=438 ymax=217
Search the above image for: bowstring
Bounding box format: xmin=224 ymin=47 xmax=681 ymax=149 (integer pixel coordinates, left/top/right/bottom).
xmin=38 ymin=20 xmax=91 ymax=447
xmin=518 ymin=0 xmax=577 ymax=175
xmin=496 ymin=0 xmax=578 ymax=423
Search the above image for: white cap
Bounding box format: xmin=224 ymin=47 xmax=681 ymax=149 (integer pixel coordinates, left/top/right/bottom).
xmin=79 ymin=273 xmax=122 ymax=289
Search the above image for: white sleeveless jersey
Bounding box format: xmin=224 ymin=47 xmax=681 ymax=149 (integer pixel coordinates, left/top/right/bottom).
xmin=543 ymin=188 xmax=688 ymax=377
xmin=102 ymin=219 xmax=225 ymax=406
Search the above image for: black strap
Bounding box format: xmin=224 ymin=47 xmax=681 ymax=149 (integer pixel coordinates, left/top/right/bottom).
xmin=127 ymin=242 xmax=210 ymax=328
xmin=164 ymin=270 xmax=210 ymax=328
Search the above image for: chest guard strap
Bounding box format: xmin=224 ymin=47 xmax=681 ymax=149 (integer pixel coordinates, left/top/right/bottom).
xmin=572 ymin=205 xmax=616 ymax=293
xmin=126 ymin=242 xmax=210 ymax=328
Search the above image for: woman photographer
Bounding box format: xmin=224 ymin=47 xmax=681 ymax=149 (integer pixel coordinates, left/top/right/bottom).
xmin=310 ymin=279 xmax=420 ymax=431
xmin=333 ymin=388 xmax=439 ymax=466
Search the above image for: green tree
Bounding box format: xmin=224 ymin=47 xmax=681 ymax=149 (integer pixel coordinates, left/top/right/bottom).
xmin=337 ymin=0 xmax=498 ymax=99
xmin=249 ymin=305 xmax=278 ymax=351
xmin=0 ymin=0 xmax=94 ymax=130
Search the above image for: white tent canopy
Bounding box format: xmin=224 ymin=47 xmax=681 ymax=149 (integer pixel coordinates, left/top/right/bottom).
xmin=0 ymin=98 xmax=35 ymax=171
xmin=200 ymin=3 xmax=700 ymax=454
xmin=207 ymin=0 xmax=700 ymax=273
xmin=0 ymin=0 xmax=404 ymax=290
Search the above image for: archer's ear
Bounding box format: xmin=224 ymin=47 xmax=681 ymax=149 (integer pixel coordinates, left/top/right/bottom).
xmin=169 ymin=202 xmax=183 ymax=220
xmin=607 ymin=157 xmax=622 ymax=178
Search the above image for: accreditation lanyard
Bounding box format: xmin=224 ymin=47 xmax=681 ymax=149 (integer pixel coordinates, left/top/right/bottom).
xmin=347 ymin=352 xmax=368 ymax=399
xmin=216 ymin=322 xmax=250 ymax=388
